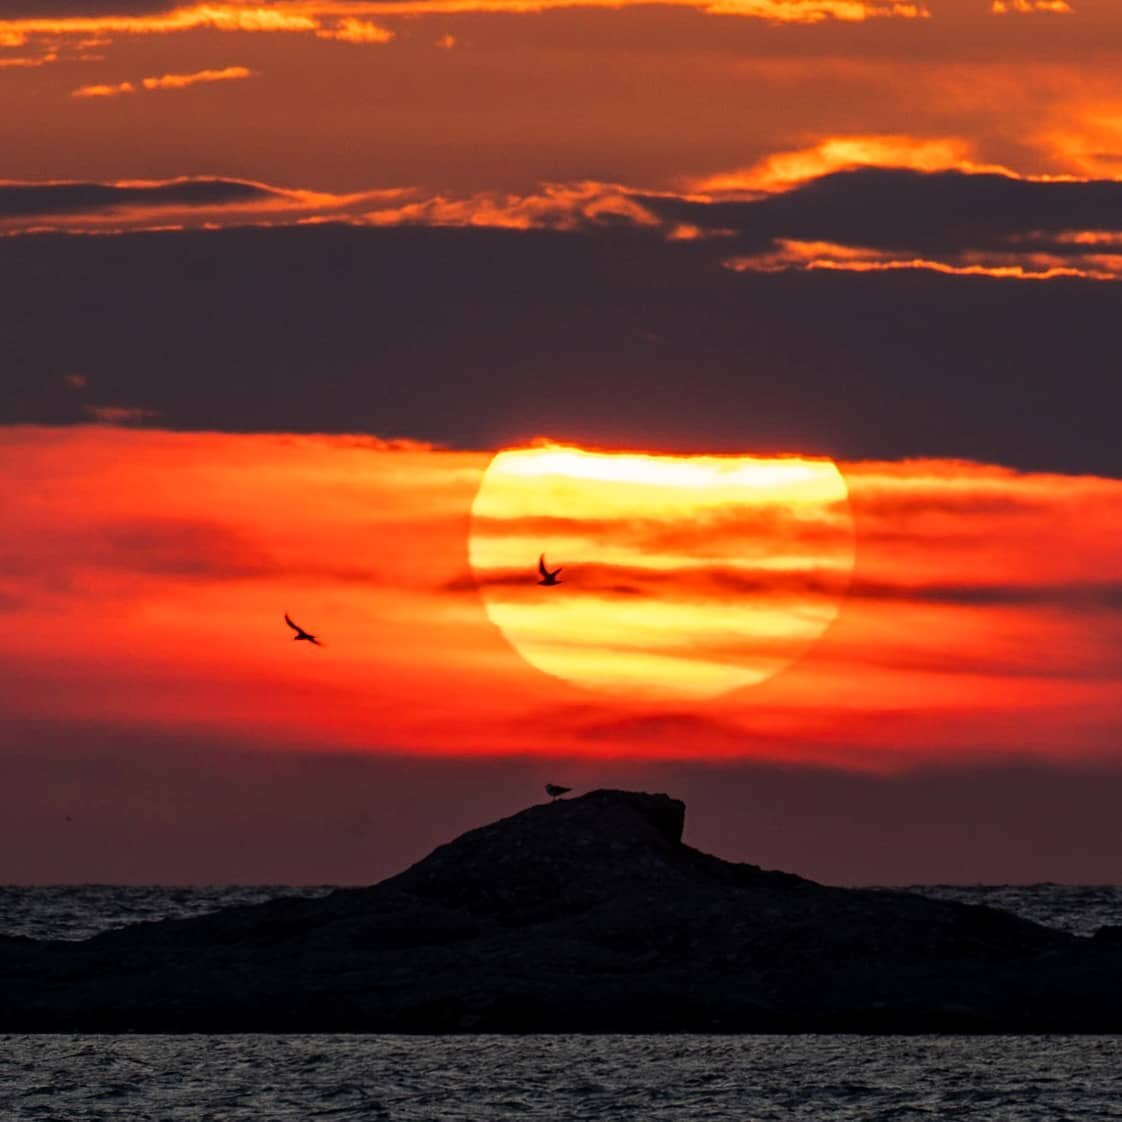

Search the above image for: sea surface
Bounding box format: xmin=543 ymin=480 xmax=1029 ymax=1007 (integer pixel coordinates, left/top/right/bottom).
xmin=1 ymin=885 xmax=1120 ymax=1120
xmin=2 ymin=881 xmax=1120 ymax=942
xmin=1 ymin=1033 xmax=1120 ymax=1121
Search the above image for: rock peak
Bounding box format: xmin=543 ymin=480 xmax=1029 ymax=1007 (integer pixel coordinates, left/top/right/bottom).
xmin=380 ymin=789 xmax=689 ymax=918
xmin=541 ymin=788 xmax=686 ymax=844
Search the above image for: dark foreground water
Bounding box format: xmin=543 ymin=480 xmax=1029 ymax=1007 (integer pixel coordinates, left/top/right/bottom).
xmin=1 ymin=1034 xmax=1120 ymax=1121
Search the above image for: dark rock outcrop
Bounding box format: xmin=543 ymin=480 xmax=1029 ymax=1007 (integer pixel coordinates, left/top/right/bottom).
xmin=2 ymin=789 xmax=1121 ymax=1032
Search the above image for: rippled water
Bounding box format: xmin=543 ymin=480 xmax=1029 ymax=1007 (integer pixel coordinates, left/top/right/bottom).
xmin=893 ymin=884 xmax=1122 ymax=938
xmin=1 ymin=1034 xmax=1120 ymax=1121
xmin=0 ymin=885 xmax=334 ymax=942
xmin=2 ymin=882 xmax=1120 ymax=942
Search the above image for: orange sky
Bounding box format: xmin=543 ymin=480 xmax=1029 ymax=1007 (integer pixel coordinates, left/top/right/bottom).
xmin=3 ymin=424 xmax=1119 ymax=770
xmin=3 ymin=0 xmax=1122 ymax=197
xmin=4 ymin=0 xmax=1122 ymax=881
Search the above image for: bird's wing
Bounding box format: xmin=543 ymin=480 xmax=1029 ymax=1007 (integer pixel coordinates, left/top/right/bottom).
xmin=538 ymin=554 xmax=549 ymax=577
xmin=284 ymin=613 xmax=300 ymax=632
xmin=309 ymin=636 xmax=324 ymax=646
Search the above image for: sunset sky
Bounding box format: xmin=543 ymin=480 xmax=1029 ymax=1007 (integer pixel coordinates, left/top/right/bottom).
xmin=4 ymin=0 xmax=1122 ymax=884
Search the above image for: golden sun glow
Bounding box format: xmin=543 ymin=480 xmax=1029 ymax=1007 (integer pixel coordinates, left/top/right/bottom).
xmin=469 ymin=445 xmax=855 ymax=699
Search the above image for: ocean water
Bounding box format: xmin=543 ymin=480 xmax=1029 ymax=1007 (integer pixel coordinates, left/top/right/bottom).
xmin=1 ymin=882 xmax=1120 ymax=942
xmin=0 ymin=885 xmax=335 ymax=943
xmin=2 ymin=886 xmax=1120 ymax=1119
xmin=1 ymin=1033 xmax=1120 ymax=1121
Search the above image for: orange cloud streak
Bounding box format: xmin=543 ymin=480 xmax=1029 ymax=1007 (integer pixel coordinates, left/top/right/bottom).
xmin=1 ymin=426 xmax=1120 ymax=769
xmin=72 ymin=65 xmax=254 ymax=97
xmin=7 ymin=166 xmax=1122 ymax=284
xmin=73 ymin=66 xmax=256 ymax=98
xmin=142 ymin=65 xmax=256 ymax=90
xmin=315 ymin=17 xmax=394 ymax=41
xmin=723 ymin=240 xmax=1119 ymax=281
xmin=72 ymin=80 xmax=137 ymax=98
xmin=0 ymin=0 xmax=928 ymax=58
xmin=992 ymin=0 xmax=1073 ymax=12
xmin=688 ymin=136 xmax=1023 ymax=196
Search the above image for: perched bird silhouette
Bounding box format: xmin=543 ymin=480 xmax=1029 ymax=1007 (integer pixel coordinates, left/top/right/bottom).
xmin=545 ymin=784 xmax=572 ymax=800
xmin=284 ymin=613 xmax=322 ymax=646
xmin=537 ymin=554 xmax=562 ymax=586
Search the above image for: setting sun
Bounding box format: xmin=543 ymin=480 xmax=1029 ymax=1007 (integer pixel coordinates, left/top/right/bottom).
xmin=469 ymin=445 xmax=855 ymax=698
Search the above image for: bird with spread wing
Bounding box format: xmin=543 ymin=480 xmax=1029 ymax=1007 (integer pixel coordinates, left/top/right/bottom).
xmin=537 ymin=554 xmax=562 ymax=586
xmin=284 ymin=613 xmax=322 ymax=647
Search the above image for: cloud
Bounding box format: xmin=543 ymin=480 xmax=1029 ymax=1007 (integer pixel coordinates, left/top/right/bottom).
xmin=992 ymin=0 xmax=1073 ymax=12
xmin=5 ymin=218 xmax=1122 ymax=477
xmin=639 ymin=166 xmax=1122 ymax=281
xmin=73 ymin=65 xmax=256 ymax=97
xmin=9 ymin=162 xmax=1122 ymax=285
xmin=0 ymin=51 xmax=55 ymax=65
xmin=141 ymin=64 xmax=255 ymax=89
xmin=686 ymin=135 xmax=1003 ymax=195
xmin=0 ymin=0 xmax=928 ymax=62
xmin=71 ymin=79 xmax=136 ymax=97
xmin=83 ymin=404 xmax=160 ymax=423
xmin=0 ymin=175 xmax=408 ymax=233
xmin=0 ymin=176 xmax=272 ymax=218
xmin=315 ymin=16 xmax=392 ymax=40
xmin=471 ymin=561 xmax=1122 ymax=613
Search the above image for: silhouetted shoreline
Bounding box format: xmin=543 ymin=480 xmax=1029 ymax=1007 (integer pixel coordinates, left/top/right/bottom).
xmin=2 ymin=790 xmax=1121 ymax=1033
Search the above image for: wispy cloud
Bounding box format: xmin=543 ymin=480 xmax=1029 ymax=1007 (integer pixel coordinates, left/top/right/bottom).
xmin=73 ymin=65 xmax=256 ymax=98
xmin=0 ymin=175 xmax=407 ymax=233
xmin=0 ymin=50 xmax=54 ymax=67
xmin=15 ymin=161 xmax=1122 ymax=285
xmin=686 ymin=136 xmax=1015 ymax=196
xmin=71 ymin=79 xmax=137 ymax=98
xmin=0 ymin=0 xmax=929 ymax=66
xmin=83 ymin=404 xmax=161 ymax=423
xmin=992 ymin=0 xmax=1073 ymax=13
xmin=314 ymin=16 xmax=392 ymax=41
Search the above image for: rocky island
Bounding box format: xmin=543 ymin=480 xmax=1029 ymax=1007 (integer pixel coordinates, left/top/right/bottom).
xmin=2 ymin=789 xmax=1120 ymax=1032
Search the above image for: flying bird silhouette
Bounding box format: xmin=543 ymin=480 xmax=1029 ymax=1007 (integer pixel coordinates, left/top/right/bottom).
xmin=537 ymin=554 xmax=562 ymax=586
xmin=284 ymin=613 xmax=322 ymax=646
xmin=545 ymin=784 xmax=572 ymax=800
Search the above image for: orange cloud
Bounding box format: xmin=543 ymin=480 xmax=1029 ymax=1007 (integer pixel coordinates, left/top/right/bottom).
xmin=1 ymin=425 xmax=1120 ymax=768
xmin=0 ymin=0 xmax=929 ymax=64
xmin=72 ymin=80 xmax=136 ymax=98
xmin=0 ymin=51 xmax=55 ymax=68
xmin=723 ymin=240 xmax=1120 ymax=281
xmin=0 ymin=175 xmax=410 ymax=236
xmin=688 ymin=136 xmax=1012 ymax=196
xmin=8 ymin=167 xmax=1122 ymax=284
xmin=1035 ymin=101 xmax=1122 ymax=180
xmin=992 ymin=0 xmax=1073 ymax=12
xmin=363 ymin=180 xmax=662 ymax=231
xmin=73 ymin=66 xmax=256 ymax=98
xmin=315 ymin=17 xmax=393 ymax=41
xmin=142 ymin=65 xmax=256 ymax=90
